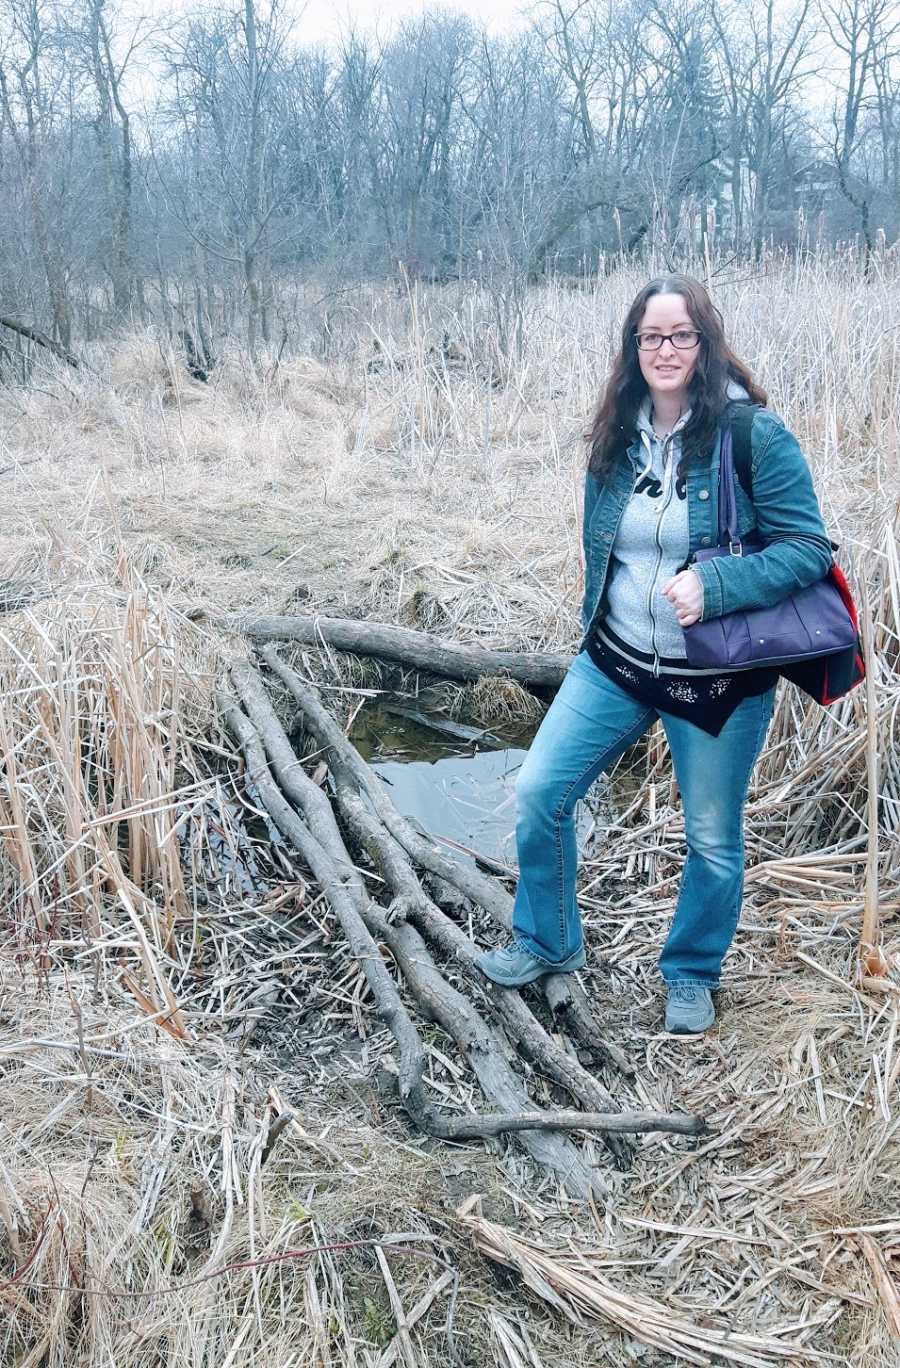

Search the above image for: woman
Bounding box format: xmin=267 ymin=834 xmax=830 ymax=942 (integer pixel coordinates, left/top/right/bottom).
xmin=476 ymin=275 xmax=832 ymax=1033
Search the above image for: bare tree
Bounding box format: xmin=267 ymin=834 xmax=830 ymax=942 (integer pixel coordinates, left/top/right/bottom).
xmin=537 ymin=0 xmax=602 ymax=161
xmin=0 ymin=0 xmax=79 ymax=342
xmin=159 ymin=0 xmax=297 ymax=350
xmin=747 ymin=0 xmax=818 ymax=260
xmin=367 ymin=12 xmax=474 ymax=276
xmin=710 ymin=2 xmax=755 ymax=251
xmin=73 ymin=0 xmax=151 ymax=317
xmin=821 ymin=0 xmax=900 ymax=269
xmin=870 ymin=28 xmax=900 ymax=217
xmin=637 ymin=0 xmax=725 ymax=252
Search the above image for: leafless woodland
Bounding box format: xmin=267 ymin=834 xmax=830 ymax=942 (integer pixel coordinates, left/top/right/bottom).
xmin=0 ymin=0 xmax=899 ymax=354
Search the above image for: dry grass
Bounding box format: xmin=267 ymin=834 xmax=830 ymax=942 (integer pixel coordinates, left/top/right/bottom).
xmin=0 ymin=248 xmax=898 ymax=1365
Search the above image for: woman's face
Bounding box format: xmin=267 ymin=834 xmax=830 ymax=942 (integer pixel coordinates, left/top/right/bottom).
xmin=635 ymin=292 xmax=701 ymax=407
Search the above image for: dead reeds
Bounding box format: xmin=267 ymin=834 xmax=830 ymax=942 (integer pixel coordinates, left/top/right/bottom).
xmin=0 ymin=572 xmax=220 ymax=1005
xmin=0 ymin=248 xmax=898 ymax=1364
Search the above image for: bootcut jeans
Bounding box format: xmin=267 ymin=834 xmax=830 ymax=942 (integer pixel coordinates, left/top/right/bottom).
xmin=512 ymin=651 xmax=775 ymax=987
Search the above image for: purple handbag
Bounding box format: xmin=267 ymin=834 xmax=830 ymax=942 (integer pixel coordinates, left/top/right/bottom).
xmin=682 ymin=427 xmax=859 ymax=672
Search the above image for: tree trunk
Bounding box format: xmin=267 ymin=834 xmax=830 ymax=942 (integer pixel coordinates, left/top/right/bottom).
xmin=214 ymin=611 xmax=572 ymax=688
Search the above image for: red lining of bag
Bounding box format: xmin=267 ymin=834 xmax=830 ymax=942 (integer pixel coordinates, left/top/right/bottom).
xmin=820 ymin=651 xmax=866 ymax=706
xmin=817 ymin=563 xmax=865 ymax=704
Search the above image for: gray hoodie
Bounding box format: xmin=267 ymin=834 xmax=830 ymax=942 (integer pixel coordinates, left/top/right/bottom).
xmin=600 ymin=383 xmax=749 ymax=667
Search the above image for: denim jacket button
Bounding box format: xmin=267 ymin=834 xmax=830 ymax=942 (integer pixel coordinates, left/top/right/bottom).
xmin=700 ymin=535 xmax=711 ymax=546
xmin=698 ymin=488 xmax=710 ymax=501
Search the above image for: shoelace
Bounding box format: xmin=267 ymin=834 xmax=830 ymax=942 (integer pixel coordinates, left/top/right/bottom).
xmin=671 ymin=981 xmax=701 ymax=1003
xmin=497 ymin=939 xmax=529 ymax=960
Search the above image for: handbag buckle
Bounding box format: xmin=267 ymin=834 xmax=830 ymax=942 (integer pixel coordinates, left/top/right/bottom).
xmin=728 ymin=539 xmax=743 ymax=556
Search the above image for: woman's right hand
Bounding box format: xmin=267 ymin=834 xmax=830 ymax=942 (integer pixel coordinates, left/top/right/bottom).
xmin=661 ymin=569 xmax=704 ymax=626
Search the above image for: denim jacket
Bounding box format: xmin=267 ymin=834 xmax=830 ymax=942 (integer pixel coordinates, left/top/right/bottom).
xmin=580 ymin=406 xmax=833 ymax=647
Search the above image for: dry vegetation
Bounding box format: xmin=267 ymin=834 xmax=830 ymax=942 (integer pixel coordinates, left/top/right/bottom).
xmin=0 ymin=251 xmax=898 ymax=1366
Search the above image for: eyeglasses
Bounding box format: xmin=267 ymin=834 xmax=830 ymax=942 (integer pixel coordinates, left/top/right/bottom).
xmin=634 ymin=329 xmax=702 ymax=351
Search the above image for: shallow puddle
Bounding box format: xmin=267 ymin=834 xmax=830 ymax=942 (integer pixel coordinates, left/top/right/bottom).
xmin=352 ymin=695 xmax=594 ymax=870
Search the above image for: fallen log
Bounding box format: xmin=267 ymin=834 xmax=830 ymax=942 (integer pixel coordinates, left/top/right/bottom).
xmin=0 ymin=316 xmax=81 ymax=369
xmin=224 ymin=612 xmax=571 ymax=689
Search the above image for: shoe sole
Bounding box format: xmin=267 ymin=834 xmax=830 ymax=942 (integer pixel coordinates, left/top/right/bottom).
xmin=666 ymin=1014 xmax=715 ymax=1035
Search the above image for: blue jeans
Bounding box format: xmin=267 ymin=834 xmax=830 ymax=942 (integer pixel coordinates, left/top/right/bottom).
xmin=512 ymin=652 xmax=774 ymax=986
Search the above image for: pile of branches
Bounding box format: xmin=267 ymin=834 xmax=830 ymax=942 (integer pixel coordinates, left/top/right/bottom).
xmin=220 ymin=646 xmax=705 ymax=1199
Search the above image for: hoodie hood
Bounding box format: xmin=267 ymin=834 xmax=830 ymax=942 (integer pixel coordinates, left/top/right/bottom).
xmin=636 ymin=378 xmax=750 ymax=438
xmin=634 ymin=397 xmax=690 ymax=483
xmin=634 ymin=379 xmax=750 ymax=482
xmin=636 ymin=395 xmax=689 ymax=440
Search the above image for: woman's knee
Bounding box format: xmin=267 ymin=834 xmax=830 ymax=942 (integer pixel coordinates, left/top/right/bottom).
xmin=515 ymin=761 xmax=568 ymax=821
xmin=683 ymin=799 xmax=744 ymax=861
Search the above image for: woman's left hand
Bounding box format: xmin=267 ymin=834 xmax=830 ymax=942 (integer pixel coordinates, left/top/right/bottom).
xmin=661 ymin=569 xmax=703 ymax=627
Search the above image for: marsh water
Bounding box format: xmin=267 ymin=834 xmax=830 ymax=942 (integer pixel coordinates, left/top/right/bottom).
xmin=351 ymin=693 xmax=595 ymax=870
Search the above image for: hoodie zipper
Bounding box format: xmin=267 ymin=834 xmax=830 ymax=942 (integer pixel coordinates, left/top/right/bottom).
xmin=647 ymin=430 xmax=676 ymax=677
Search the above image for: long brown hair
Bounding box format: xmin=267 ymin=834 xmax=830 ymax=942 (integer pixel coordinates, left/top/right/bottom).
xmin=586 ymin=275 xmax=767 ymax=478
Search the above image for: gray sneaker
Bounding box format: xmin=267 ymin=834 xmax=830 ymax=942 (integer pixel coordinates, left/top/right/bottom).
xmin=665 ymin=982 xmax=715 ymax=1034
xmin=476 ymin=939 xmax=586 ymax=987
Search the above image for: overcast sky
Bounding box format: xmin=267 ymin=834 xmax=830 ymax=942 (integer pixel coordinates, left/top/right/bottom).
xmin=296 ymin=0 xmax=531 ymax=46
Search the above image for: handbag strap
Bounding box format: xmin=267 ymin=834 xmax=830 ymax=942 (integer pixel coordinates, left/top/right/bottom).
xmin=717 ymin=424 xmax=742 ymax=554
